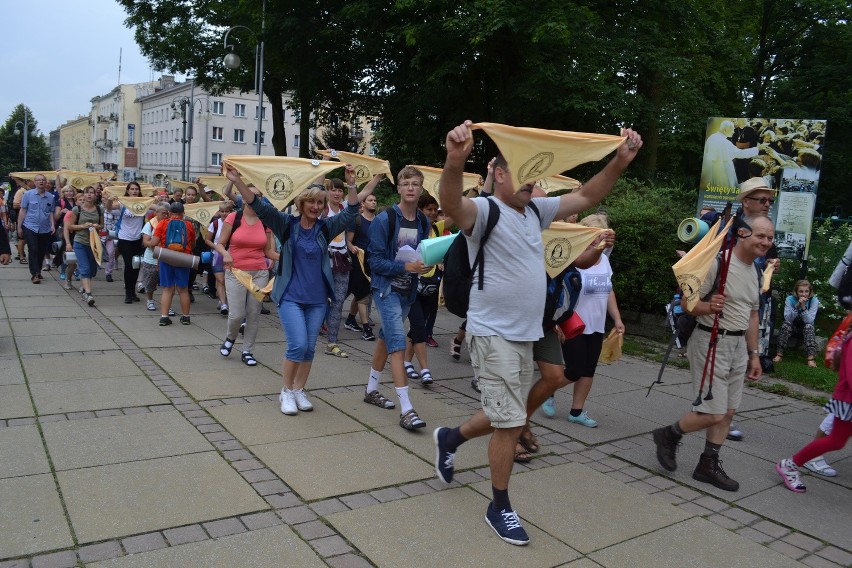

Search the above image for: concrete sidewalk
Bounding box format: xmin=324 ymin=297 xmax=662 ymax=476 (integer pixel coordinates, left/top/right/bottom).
xmin=0 ymin=260 xmax=850 ymax=568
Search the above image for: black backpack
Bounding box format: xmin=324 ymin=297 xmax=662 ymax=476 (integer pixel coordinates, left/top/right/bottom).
xmin=443 ymin=198 xmax=540 ymax=318
xmin=543 ymin=265 xmax=582 ymax=332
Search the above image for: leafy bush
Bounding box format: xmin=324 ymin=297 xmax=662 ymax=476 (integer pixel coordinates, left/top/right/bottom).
xmin=597 ymin=179 xmax=695 ymax=313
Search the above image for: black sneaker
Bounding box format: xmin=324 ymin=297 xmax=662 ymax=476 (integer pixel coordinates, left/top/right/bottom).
xmin=344 ymin=316 xmax=363 ymax=332
xmin=260 ymin=305 xmax=271 ymax=315
xmin=692 ymin=453 xmax=740 ymax=491
xmin=652 ymin=427 xmax=681 ymax=472
xmin=105 ymin=274 xmax=113 ymax=282
xmin=433 ymin=427 xmax=455 ymax=484
xmin=362 ymin=324 xmax=376 ymax=341
xmin=180 ymin=315 xmax=191 ymax=325
xmin=159 ymin=317 xmax=172 ymax=326
xmin=485 ymin=503 xmax=529 ymax=546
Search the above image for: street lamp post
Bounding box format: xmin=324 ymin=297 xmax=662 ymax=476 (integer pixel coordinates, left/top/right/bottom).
xmin=222 ymin=0 xmax=267 ymax=155
xmin=186 ymin=95 xmax=212 ymax=180
xmin=171 ymin=97 xmax=189 ymax=180
xmin=13 ymin=109 xmax=29 ymax=170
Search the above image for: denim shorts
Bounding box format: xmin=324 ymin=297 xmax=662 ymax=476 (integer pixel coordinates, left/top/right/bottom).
xmin=375 ymin=290 xmax=414 ymax=353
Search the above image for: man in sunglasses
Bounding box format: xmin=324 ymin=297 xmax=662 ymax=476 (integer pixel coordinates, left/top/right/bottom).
xmin=725 ymin=177 xmax=780 ymax=442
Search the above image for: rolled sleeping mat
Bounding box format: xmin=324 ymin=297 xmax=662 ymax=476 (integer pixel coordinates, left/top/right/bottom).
xmin=63 ymin=251 xmax=77 ymax=264
xmin=153 ymin=246 xmax=200 ymax=270
xmin=417 ymin=232 xmax=459 ymax=266
xmin=677 ymin=218 xmax=710 ymax=244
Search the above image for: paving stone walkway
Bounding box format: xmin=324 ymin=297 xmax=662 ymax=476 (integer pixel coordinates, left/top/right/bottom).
xmin=0 ymin=261 xmax=850 ymax=568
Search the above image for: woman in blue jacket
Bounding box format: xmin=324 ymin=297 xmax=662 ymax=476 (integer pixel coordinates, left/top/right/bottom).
xmin=224 ymin=164 xmax=360 ymax=416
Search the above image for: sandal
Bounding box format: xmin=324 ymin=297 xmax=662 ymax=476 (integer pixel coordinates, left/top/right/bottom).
xmin=399 ymin=408 xmax=426 ymax=430
xmin=773 ymin=354 xmax=783 ymax=363
xmin=807 ymin=357 xmax=817 ymax=368
xmin=325 ymin=343 xmax=348 ymax=358
xmin=420 ymin=370 xmax=434 ymax=386
xmin=241 ymin=351 xmax=257 ymax=366
xmin=405 ymin=364 xmax=420 ymax=381
xmin=364 ymin=389 xmax=395 ymax=409
xmin=514 ymin=445 xmax=533 ymax=463
xmin=19 ymin=257 xmax=28 ymax=264
xmin=519 ymin=429 xmax=540 ymax=454
xmin=220 ymin=338 xmax=235 ymax=357
xmin=450 ymin=337 xmax=462 ymax=361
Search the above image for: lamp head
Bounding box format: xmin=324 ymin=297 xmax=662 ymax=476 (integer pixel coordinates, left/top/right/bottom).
xmin=13 ymin=127 xmax=20 ymax=136
xmin=223 ymin=51 xmax=241 ymax=69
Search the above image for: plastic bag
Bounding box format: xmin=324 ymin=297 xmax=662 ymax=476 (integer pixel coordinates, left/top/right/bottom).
xmin=824 ymin=313 xmax=852 ymax=369
xmin=599 ymin=328 xmax=623 ymax=364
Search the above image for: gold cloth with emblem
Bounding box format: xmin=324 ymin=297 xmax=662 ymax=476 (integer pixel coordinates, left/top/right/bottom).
xmin=316 ymin=149 xmax=395 ymax=184
xmin=57 ymin=171 xmax=107 ymax=190
xmin=672 ymin=217 xmax=733 ymax=311
xmin=541 ymin=222 xmax=608 ymax=278
xmin=89 ymin=228 xmax=103 ymax=267
xmin=183 ymin=202 xmax=222 ymax=239
xmin=470 ymin=123 xmax=625 ymax=187
xmin=101 ymin=188 xmax=157 ymax=216
xmin=222 ymin=156 xmax=343 ymax=211
xmin=537 ymin=175 xmax=581 ymax=194
xmin=407 ymin=165 xmax=481 ymax=207
xmin=231 ymin=267 xmax=275 ymax=302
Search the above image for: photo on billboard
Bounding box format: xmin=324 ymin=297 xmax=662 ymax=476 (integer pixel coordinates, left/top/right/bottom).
xmin=697 ymin=117 xmax=826 ymax=259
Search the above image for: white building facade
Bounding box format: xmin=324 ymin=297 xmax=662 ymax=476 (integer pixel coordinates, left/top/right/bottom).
xmin=136 ymin=79 xmax=308 ymax=184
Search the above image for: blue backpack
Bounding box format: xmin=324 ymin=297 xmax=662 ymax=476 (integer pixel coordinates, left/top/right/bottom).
xmin=165 ymin=218 xmax=189 ymax=251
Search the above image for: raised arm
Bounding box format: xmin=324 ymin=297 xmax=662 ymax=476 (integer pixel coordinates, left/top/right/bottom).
xmin=357 ymin=173 xmax=384 ymax=202
xmin=554 ymin=128 xmax=642 ymax=220
xmin=439 ymin=120 xmax=480 ymax=232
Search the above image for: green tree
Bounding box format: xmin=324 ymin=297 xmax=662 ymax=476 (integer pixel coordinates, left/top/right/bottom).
xmin=0 ymin=104 xmax=52 ymax=177
xmin=118 ymin=0 xmax=367 ymax=158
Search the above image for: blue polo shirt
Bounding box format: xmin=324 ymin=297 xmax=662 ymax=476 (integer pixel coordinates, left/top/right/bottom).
xmin=20 ymin=189 xmax=56 ymax=233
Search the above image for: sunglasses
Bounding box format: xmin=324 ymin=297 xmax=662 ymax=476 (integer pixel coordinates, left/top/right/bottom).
xmin=745 ymin=196 xmax=775 ymax=205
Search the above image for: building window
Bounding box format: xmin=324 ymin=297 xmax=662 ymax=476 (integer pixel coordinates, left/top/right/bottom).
xmin=254 ymin=131 xmax=265 ymax=144
xmin=234 ymin=103 xmax=246 ymax=117
xmin=369 ymin=142 xmax=378 ymax=156
xmin=293 ymin=111 xmax=301 ymax=123
xmin=293 ymin=134 xmax=300 ymax=148
xmin=212 ymin=101 xmax=225 ymax=115
xmin=255 ymin=106 xmax=266 ymax=119
xmin=370 ymin=118 xmax=381 ymax=131
xmin=212 ymin=126 xmax=223 ymax=141
xmin=211 ymin=153 xmax=223 ymax=166
xmin=233 ymin=129 xmax=245 ymax=143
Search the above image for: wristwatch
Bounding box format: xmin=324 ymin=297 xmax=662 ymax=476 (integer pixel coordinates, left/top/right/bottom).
xmin=749 ymin=350 xmax=759 ymax=356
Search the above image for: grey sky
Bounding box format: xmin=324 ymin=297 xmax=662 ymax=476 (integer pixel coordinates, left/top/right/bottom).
xmin=1 ymin=0 xmax=184 ymax=134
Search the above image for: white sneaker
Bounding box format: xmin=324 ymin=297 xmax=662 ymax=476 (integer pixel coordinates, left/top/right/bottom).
xmin=803 ymin=456 xmax=837 ymax=477
xmin=279 ymin=390 xmax=298 ymax=415
xmin=147 ymin=300 xmax=156 ymax=311
xmin=293 ymin=389 xmax=313 ymax=411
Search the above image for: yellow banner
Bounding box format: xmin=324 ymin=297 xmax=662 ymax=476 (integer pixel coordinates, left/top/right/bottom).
xmin=316 ymin=149 xmax=395 ymax=184
xmin=90 ymin=229 xmax=103 ymax=267
xmin=672 ymin=217 xmax=733 ymax=310
xmin=102 ymin=190 xmax=157 ymax=217
xmin=222 ymin=156 xmax=344 ymax=210
xmin=10 ymin=171 xmax=57 ymax=181
xmin=231 ymin=268 xmax=275 ymax=302
xmin=184 ymin=202 xmax=221 ymax=239
xmin=58 ymin=171 xmax=105 ymax=190
xmin=407 ymin=165 xmax=482 ymax=207
xmin=470 ymin=123 xmax=625 ymax=187
xmin=761 ymin=263 xmax=774 ymax=293
xmin=541 ymin=222 xmax=608 ymax=278
xmin=537 ymin=175 xmax=581 ymax=194
xmin=167 ymin=179 xmax=198 ymax=191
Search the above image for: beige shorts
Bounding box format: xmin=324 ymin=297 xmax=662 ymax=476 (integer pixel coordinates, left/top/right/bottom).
xmin=687 ymin=328 xmax=746 ymax=415
xmin=467 ymin=335 xmax=534 ymax=428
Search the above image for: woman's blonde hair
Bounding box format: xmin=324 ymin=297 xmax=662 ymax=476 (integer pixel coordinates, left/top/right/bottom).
xmin=793 ymin=279 xmax=812 ymax=297
xmin=580 ymin=213 xmax=609 ymax=229
xmin=295 ymin=187 xmax=327 ymax=214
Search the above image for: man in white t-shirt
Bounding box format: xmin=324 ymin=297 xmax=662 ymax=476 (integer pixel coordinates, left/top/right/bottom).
xmin=140 ymin=204 xmax=171 ymax=311
xmin=435 ymin=120 xmax=642 ymax=546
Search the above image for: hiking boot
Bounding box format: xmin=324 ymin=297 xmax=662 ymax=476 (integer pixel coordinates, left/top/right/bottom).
xmin=485 ymin=503 xmax=529 ymax=546
xmin=362 ymin=324 xmax=376 ymax=341
xmin=344 ymin=316 xmax=363 ymax=332
xmin=433 ymin=427 xmax=455 ymax=484
xmin=652 ymin=427 xmax=681 ymax=472
xmin=692 ymin=453 xmax=740 ymax=491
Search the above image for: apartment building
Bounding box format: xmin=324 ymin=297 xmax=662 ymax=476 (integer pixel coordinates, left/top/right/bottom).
xmin=136 ymin=79 xmax=306 ymax=183
xmin=57 ymin=116 xmax=92 ymax=172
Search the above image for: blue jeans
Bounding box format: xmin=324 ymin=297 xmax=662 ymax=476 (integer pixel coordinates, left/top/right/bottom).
xmin=73 ymin=242 xmax=98 ymax=279
xmin=279 ymin=300 xmax=327 ymax=362
xmin=375 ymin=290 xmax=414 ymax=353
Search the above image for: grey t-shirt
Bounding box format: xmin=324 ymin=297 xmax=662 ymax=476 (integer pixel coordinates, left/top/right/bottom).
xmin=465 ymin=196 xmax=559 ymax=341
xmin=697 ymin=252 xmax=760 ymax=332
